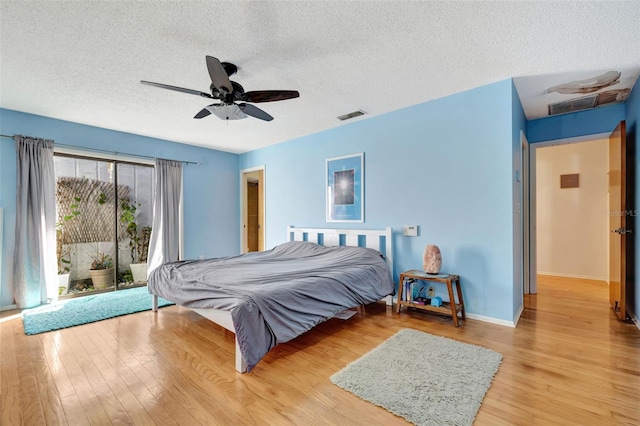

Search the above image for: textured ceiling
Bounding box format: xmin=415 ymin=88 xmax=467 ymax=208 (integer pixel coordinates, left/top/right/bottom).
xmin=1 ymin=1 xmax=639 ymax=154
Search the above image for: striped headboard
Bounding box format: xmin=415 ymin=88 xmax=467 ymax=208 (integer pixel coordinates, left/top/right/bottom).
xmin=286 ymin=225 xmax=394 ymax=278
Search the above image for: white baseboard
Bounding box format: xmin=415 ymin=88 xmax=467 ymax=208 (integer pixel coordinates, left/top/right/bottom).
xmin=465 ymin=313 xmax=516 ymax=328
xmin=537 ymin=272 xmax=607 ymax=282
xmin=0 ymin=304 xmax=17 ymax=312
xmin=389 ymin=296 xmax=516 ymax=328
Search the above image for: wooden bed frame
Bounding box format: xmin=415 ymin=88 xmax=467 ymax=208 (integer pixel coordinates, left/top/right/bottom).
xmin=151 ymin=226 xmax=394 ymax=373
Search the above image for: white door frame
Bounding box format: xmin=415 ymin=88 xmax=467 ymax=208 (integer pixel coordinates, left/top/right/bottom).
xmin=240 ymin=165 xmax=265 ymax=253
xmin=527 ymin=132 xmax=609 ymax=294
xmin=521 ymin=131 xmax=530 ymax=294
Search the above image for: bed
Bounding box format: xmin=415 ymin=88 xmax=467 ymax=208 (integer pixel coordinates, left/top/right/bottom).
xmin=148 ymin=226 xmax=394 ymax=373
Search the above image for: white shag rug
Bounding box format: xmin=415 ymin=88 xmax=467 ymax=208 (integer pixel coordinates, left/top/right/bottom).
xmin=330 ymin=329 xmax=502 ymax=426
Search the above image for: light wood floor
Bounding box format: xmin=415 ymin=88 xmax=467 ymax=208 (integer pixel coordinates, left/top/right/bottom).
xmin=1 ymin=275 xmax=639 ymax=425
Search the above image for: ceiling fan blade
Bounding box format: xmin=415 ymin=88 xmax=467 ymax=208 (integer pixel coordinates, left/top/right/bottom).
xmin=194 ymin=107 xmax=212 ymax=119
xmin=239 ymin=103 xmax=274 ymax=121
xmin=239 ymin=90 xmax=300 ymax=103
xmin=140 ymin=80 xmax=213 ymax=98
xmin=206 ymin=56 xmax=233 ymax=94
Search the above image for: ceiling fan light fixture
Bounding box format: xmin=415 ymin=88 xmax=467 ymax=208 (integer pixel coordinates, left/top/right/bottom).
xmin=208 ymin=104 xmax=247 ymax=120
xmin=337 ymin=110 xmax=366 ymax=121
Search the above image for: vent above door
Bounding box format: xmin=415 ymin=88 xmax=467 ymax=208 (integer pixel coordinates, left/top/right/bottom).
xmin=548 ymin=94 xmax=598 ymax=116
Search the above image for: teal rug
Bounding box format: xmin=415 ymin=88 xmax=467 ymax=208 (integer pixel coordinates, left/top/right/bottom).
xmin=22 ymin=287 xmax=174 ymax=335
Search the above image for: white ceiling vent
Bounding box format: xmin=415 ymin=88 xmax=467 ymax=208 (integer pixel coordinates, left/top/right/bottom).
xmin=548 ymin=94 xmax=598 ymax=116
xmin=337 ymin=110 xmax=366 ymax=121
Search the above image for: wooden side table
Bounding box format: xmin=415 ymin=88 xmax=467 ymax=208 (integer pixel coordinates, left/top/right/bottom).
xmin=396 ymin=270 xmax=466 ymax=327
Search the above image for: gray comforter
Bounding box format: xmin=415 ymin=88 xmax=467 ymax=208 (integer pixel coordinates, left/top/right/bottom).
xmin=147 ymin=241 xmax=394 ymax=371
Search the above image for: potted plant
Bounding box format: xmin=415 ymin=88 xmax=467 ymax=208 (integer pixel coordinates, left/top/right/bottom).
xmin=129 ymin=225 xmax=151 ymax=282
xmin=120 ymin=198 xmax=151 ymax=283
xmin=56 ymin=236 xmax=71 ymax=275
xmin=55 ymin=195 xmax=81 ymax=295
xmin=88 ymin=252 xmax=114 ymax=289
xmin=56 ymin=229 xmax=71 ymax=295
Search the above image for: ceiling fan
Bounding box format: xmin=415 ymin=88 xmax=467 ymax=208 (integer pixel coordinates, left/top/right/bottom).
xmin=141 ymin=56 xmax=299 ymax=121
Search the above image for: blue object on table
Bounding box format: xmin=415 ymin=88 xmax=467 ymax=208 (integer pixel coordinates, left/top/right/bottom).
xmin=431 ymin=296 xmax=443 ymax=307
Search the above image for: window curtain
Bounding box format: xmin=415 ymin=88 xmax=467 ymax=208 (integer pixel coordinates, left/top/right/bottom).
xmin=13 ymin=135 xmax=57 ymax=309
xmin=147 ymin=158 xmax=182 ymax=275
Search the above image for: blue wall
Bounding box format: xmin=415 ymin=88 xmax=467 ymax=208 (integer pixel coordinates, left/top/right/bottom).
xmin=3 ymin=78 xmax=634 ymax=324
xmin=241 ymin=79 xmax=517 ymax=322
xmin=527 ymin=103 xmax=626 ymax=143
xmin=626 ymin=79 xmax=640 ymax=320
xmin=0 ymin=109 xmax=240 ymax=307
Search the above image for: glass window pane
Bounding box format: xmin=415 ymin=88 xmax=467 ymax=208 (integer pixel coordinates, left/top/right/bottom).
xmin=54 ymin=155 xmax=154 ymax=297
xmin=116 ymin=163 xmax=154 ymax=288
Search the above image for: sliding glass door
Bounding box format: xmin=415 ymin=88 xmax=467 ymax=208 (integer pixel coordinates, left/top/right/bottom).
xmin=54 ymin=154 xmax=153 ymax=296
xmin=115 ymin=163 xmax=154 ymax=287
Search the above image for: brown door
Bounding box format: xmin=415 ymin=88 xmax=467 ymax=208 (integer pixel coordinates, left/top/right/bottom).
xmin=608 ymin=121 xmax=628 ymax=320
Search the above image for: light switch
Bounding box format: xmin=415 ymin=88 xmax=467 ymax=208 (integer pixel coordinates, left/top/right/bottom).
xmin=403 ymin=225 xmax=418 ymax=237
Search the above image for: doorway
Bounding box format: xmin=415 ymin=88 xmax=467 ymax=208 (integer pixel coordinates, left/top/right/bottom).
xmin=525 ymin=131 xmax=614 ymax=311
xmin=240 ymin=166 xmax=265 ymax=253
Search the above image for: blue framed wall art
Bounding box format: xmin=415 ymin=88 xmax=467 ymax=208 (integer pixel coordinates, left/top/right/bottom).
xmin=326 ymin=152 xmax=364 ymax=222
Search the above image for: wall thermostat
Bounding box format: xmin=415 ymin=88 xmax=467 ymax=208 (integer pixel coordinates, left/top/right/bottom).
xmin=403 ymin=225 xmax=418 ymax=237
